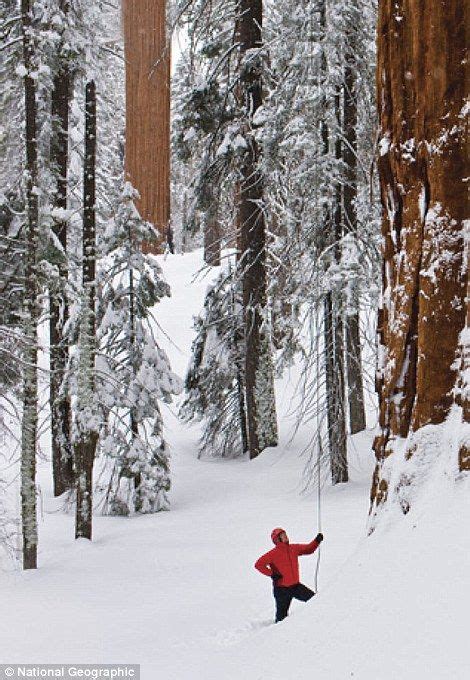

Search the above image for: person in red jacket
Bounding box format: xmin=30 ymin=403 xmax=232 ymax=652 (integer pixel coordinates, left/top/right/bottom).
xmin=254 ymin=527 xmax=323 ymax=622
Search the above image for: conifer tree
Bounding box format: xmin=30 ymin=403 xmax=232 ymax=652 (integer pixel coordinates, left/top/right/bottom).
xmin=49 ymin=0 xmax=74 ymax=496
xmin=74 ymin=79 xmax=98 ymax=540
xmin=238 ymin=0 xmax=278 ymax=459
xmin=97 ymin=183 xmax=182 ymax=515
xmin=20 ymin=0 xmax=40 ymax=569
xmin=181 ymin=267 xmax=248 ymax=457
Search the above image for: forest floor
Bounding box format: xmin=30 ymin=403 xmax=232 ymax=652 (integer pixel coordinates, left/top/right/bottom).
xmin=1 ymin=251 xmax=469 ymax=679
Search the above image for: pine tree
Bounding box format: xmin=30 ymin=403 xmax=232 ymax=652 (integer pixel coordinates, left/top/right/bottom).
xmin=341 ymin=0 xmax=366 ymax=435
xmin=181 ymin=266 xmax=248 ymax=457
xmin=238 ymin=0 xmax=278 ymax=459
xmin=74 ymin=79 xmax=98 ymax=540
xmin=20 ymin=0 xmax=40 ymax=569
xmin=96 ymin=183 xmax=182 ymax=515
xmin=49 ymin=0 xmax=74 ymax=496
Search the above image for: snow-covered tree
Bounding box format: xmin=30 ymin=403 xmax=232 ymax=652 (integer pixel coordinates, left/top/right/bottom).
xmin=96 ymin=183 xmax=182 ymax=515
xmin=181 ymin=266 xmax=248 ymax=458
xmin=19 ymin=0 xmax=40 ymax=569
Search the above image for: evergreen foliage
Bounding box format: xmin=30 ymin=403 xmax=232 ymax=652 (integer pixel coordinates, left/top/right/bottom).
xmin=181 ymin=266 xmax=247 ymax=458
xmin=96 ymin=184 xmax=182 ymax=514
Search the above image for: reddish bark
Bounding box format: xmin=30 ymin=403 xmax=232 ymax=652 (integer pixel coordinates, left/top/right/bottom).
xmin=123 ymin=0 xmax=170 ymax=253
xmin=371 ymin=0 xmax=469 ymax=507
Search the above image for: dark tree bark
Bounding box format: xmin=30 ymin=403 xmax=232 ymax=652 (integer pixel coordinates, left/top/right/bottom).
xmin=331 ymin=95 xmax=348 ymax=484
xmin=370 ymin=0 xmax=468 ymax=513
xmin=324 ymin=293 xmax=348 ymax=484
xmin=50 ymin=0 xmax=73 ymax=496
xmin=203 ymin=197 xmax=221 ymax=267
xmin=20 ymin=0 xmax=39 ymax=570
xmin=75 ymin=81 xmax=98 ymax=540
xmin=238 ymin=0 xmax=278 ymax=459
xmin=321 ymin=11 xmax=348 ymax=485
xmin=343 ymin=21 xmax=366 ymax=435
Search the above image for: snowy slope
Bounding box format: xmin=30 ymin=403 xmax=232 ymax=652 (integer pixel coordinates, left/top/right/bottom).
xmin=1 ymin=251 xmax=469 ymax=680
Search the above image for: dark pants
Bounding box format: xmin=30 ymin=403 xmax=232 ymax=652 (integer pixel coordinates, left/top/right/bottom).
xmin=273 ymin=583 xmax=315 ymax=622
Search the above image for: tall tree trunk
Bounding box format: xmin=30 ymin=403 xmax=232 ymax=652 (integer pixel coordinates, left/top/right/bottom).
xmin=127 ymin=241 xmax=142 ymax=493
xmin=325 ymin=303 xmax=348 ymax=484
xmin=370 ymin=0 xmax=468 ymax=514
xmin=331 ymin=96 xmax=348 ymax=483
xmin=20 ymin=0 xmax=39 ymax=570
xmin=343 ymin=18 xmax=366 ymax=434
xmin=123 ymin=0 xmax=170 ymax=253
xmin=75 ymin=81 xmax=98 ymax=540
xmin=321 ymin=22 xmax=348 ymax=485
xmin=50 ymin=0 xmax=73 ymax=496
xmin=238 ymin=0 xmax=278 ymax=459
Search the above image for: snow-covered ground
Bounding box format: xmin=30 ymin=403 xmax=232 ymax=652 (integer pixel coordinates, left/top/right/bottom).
xmin=1 ymin=251 xmax=469 ymax=679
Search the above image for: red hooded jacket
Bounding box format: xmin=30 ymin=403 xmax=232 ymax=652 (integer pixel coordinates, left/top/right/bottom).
xmin=254 ymin=537 xmax=320 ymax=587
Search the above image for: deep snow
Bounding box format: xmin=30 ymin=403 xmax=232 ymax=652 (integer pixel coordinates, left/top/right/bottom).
xmin=1 ymin=251 xmax=469 ymax=680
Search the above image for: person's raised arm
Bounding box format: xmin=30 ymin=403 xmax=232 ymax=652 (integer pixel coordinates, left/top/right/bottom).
xmin=294 ymin=532 xmax=324 ymax=556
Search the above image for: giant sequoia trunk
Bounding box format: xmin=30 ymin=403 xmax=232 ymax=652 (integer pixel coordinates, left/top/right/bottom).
xmin=75 ymin=81 xmax=98 ymax=540
xmin=50 ymin=0 xmax=73 ymax=496
xmin=123 ymin=0 xmax=170 ymax=253
xmin=370 ymin=0 xmax=468 ymax=517
xmin=238 ymin=0 xmax=278 ymax=459
xmin=20 ymin=0 xmax=39 ymax=570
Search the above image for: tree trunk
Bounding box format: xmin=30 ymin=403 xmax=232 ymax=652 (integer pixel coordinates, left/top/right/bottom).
xmin=238 ymin=0 xmax=278 ymax=459
xmin=50 ymin=0 xmax=73 ymax=496
xmin=370 ymin=0 xmax=468 ymax=514
xmin=343 ymin=21 xmax=366 ymax=434
xmin=203 ymin=197 xmax=221 ymax=267
xmin=324 ymin=304 xmax=348 ymax=483
xmin=20 ymin=0 xmax=39 ymax=570
xmin=457 ymin=237 xmax=470 ymax=470
xmin=123 ymin=0 xmax=170 ymax=253
xmin=75 ymin=80 xmax=98 ymax=541
xmin=331 ymin=97 xmax=348 ymax=484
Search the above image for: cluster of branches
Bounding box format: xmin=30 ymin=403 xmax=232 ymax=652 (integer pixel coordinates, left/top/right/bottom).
xmin=173 ymin=0 xmax=380 ymax=480
xmin=0 ymin=0 xmax=181 ymax=569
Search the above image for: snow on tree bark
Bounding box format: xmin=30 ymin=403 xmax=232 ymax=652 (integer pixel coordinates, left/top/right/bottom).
xmin=238 ymin=0 xmax=278 ymax=459
xmin=123 ymin=0 xmax=170 ymax=253
xmin=343 ymin=12 xmax=366 ymax=434
xmin=370 ymin=0 xmax=468 ymax=517
xmin=20 ymin=0 xmax=39 ymax=570
xmin=75 ymin=80 xmax=99 ymax=540
xmin=50 ymin=0 xmax=73 ymax=497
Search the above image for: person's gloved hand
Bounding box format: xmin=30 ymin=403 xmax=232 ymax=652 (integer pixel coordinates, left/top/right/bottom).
xmin=271 ymin=572 xmax=282 ymax=582
xmin=315 ymin=532 xmax=324 ymax=543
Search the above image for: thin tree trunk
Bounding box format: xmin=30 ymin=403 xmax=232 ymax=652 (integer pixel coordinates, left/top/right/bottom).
xmin=20 ymin=0 xmax=39 ymax=569
xmin=324 ymin=293 xmax=335 ymax=466
xmin=331 ymin=96 xmax=348 ymax=483
xmin=203 ymin=197 xmax=221 ymax=266
xmin=343 ymin=23 xmax=366 ymax=434
xmin=75 ymin=80 xmax=98 ymax=540
xmin=128 ymin=243 xmax=142 ymax=492
xmin=231 ymin=282 xmax=249 ymax=453
xmin=50 ymin=0 xmax=73 ymax=495
xmin=238 ymin=0 xmax=278 ymax=459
